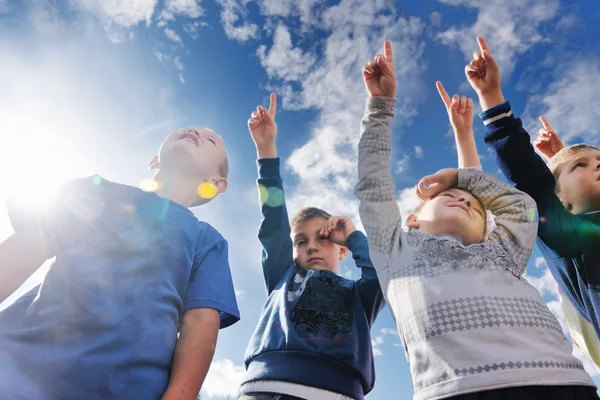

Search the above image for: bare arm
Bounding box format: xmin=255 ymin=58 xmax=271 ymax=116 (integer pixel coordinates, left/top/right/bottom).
xmin=162 ymin=308 xmax=220 ymax=400
xmin=0 ymin=226 xmax=54 ymax=303
xmin=436 ymin=81 xmax=480 ymax=169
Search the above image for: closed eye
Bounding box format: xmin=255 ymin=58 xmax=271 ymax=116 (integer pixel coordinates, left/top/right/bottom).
xmin=207 ymin=138 xmax=216 ymax=145
xmin=573 ymin=162 xmax=586 ymax=171
xmin=441 ymin=192 xmax=455 ymax=198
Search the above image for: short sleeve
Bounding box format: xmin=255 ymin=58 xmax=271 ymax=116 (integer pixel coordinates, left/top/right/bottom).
xmin=184 ymin=237 xmax=240 ymax=329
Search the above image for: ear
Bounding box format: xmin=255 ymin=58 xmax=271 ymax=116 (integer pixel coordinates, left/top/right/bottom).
xmin=148 ymin=155 xmax=159 ymax=170
xmin=405 ymin=213 xmax=420 ymax=230
xmin=338 ymin=245 xmax=349 ymax=261
xmin=213 ymin=177 xmax=228 ymax=194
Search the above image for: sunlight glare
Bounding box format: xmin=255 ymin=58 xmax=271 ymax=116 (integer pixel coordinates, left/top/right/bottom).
xmin=0 ymin=125 xmax=91 ymax=207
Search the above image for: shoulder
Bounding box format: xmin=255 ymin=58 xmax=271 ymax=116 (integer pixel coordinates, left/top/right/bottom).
xmin=194 ymin=220 xmax=227 ymax=249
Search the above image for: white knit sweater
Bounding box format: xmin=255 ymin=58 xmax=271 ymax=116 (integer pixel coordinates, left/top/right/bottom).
xmin=354 ymin=96 xmax=595 ymax=400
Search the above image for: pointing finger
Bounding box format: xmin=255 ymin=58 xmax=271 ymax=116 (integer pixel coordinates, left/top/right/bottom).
xmin=269 ymin=93 xmax=277 ymax=117
xmin=477 ymin=36 xmax=490 ymax=53
xmin=384 ymin=40 xmax=394 ymax=69
xmin=436 ymin=81 xmax=452 ymax=108
xmin=539 ymin=116 xmax=553 ymax=131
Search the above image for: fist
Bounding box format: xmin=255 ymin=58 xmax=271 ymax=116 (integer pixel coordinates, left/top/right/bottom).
xmin=319 ymin=216 xmax=357 ymax=247
xmin=465 ymin=36 xmax=501 ymax=97
xmin=534 ymin=116 xmax=564 ymax=160
xmin=363 ymin=40 xmax=396 ymax=98
xmin=248 ymin=93 xmax=277 ymax=157
xmin=436 ymin=81 xmax=474 ymax=134
xmin=416 ymin=168 xmax=459 ymax=200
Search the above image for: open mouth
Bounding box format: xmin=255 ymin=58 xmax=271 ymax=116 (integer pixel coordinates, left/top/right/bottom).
xmin=178 ymin=133 xmax=199 ymax=147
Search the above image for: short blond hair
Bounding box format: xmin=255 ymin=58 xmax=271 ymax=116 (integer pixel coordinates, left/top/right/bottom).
xmin=547 ymin=144 xmax=600 ymax=192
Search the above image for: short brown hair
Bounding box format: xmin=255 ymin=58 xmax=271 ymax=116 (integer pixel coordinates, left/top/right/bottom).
xmin=548 ymin=144 xmax=600 ymax=192
xmin=219 ymin=158 xmax=229 ymax=179
xmin=291 ymin=207 xmax=331 ymax=228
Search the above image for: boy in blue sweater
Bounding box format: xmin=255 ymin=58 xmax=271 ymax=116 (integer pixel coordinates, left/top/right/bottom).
xmin=238 ymin=94 xmax=386 ymax=400
xmin=466 ymin=35 xmax=600 ymax=353
xmin=0 ymin=127 xmax=240 ymax=399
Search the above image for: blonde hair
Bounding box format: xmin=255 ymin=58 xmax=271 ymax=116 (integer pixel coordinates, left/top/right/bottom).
xmin=547 ymin=144 xmax=600 ymax=192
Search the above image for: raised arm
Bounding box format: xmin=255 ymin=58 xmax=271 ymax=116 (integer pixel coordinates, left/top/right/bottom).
xmin=354 ymin=40 xmax=404 ymax=269
xmin=436 ymin=81 xmax=480 ymax=169
xmin=465 ymin=36 xmax=600 ymax=259
xmin=321 ymin=216 xmax=386 ymax=323
xmin=248 ymin=94 xmax=294 ymax=294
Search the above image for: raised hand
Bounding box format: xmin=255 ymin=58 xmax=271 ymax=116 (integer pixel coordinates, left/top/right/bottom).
xmin=362 ymin=40 xmax=396 ymax=99
xmin=436 ymin=81 xmax=474 ymax=134
xmin=319 ymin=216 xmax=357 ymax=247
xmin=465 ymin=36 xmax=504 ymax=110
xmin=534 ymin=116 xmax=564 ymax=160
xmin=248 ymin=93 xmax=277 ymax=159
xmin=416 ymin=168 xmax=459 ymax=200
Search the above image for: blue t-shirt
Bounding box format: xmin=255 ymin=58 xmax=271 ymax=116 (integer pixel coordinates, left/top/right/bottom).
xmin=0 ymin=176 xmax=240 ymax=400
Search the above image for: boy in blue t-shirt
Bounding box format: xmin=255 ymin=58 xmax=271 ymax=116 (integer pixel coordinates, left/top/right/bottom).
xmin=0 ymin=127 xmax=240 ymax=399
xmin=238 ymin=94 xmax=386 ymax=400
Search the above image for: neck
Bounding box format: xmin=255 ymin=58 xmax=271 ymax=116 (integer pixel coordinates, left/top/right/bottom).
xmin=415 ymin=221 xmax=474 ymax=245
xmin=152 ymin=169 xmax=202 ymax=208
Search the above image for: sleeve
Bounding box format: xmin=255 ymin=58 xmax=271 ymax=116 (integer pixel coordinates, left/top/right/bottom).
xmin=184 ymin=237 xmax=240 ymax=329
xmin=346 ymin=230 xmax=386 ymax=326
xmin=456 ymin=168 xmax=538 ymax=275
xmin=482 ymin=103 xmax=600 ymax=260
xmin=256 ymin=158 xmax=295 ymax=294
xmin=354 ymin=96 xmax=405 ymax=272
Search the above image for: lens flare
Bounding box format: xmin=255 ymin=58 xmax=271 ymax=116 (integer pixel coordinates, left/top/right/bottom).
xmin=259 ymin=185 xmax=284 ymax=207
xmin=140 ymin=179 xmax=162 ymax=192
xmin=198 ymin=182 xmax=218 ymax=199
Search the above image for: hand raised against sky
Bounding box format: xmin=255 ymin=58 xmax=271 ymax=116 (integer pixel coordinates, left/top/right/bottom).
xmin=248 ymin=93 xmax=277 ymax=159
xmin=534 ymin=116 xmax=564 ymax=160
xmin=436 ymin=81 xmax=474 ymax=135
xmin=465 ymin=36 xmax=505 ymax=111
xmin=319 ymin=215 xmax=357 ymax=247
xmin=363 ymin=40 xmax=396 ymax=99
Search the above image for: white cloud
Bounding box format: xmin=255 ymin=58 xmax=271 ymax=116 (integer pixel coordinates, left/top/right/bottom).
xmin=257 ymin=25 xmax=316 ymax=81
xmin=523 ymin=257 xmax=559 ymax=298
xmin=436 ymin=0 xmax=559 ymax=77
xmin=235 ymin=289 xmax=246 ymax=300
xmin=215 ymin=0 xmax=259 ymax=42
xmin=184 ymin=20 xmax=209 ymax=39
xmin=70 ymin=0 xmax=158 ymax=28
xmin=396 ymin=154 xmax=411 ymax=174
xmin=162 ymin=0 xmax=204 ymax=19
xmin=252 ymin=1 xmax=426 ymax=225
xmin=371 ymin=327 xmax=400 ymax=357
xmin=201 ymin=358 xmax=245 ymax=398
xmin=257 ymin=0 xmax=321 ymax=27
xmin=414 ymin=146 xmax=424 ymax=159
xmin=164 ymin=27 xmax=183 ymax=43
xmin=523 ymin=60 xmax=600 ymax=145
xmin=430 ymin=11 xmax=442 ymax=28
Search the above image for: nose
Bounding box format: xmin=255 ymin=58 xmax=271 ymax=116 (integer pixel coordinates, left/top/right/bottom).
xmin=457 ymin=197 xmax=471 ymax=207
xmin=307 ymin=241 xmax=318 ymax=254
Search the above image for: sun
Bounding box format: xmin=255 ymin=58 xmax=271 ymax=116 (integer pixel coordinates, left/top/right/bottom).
xmin=0 ymin=127 xmax=91 ymax=207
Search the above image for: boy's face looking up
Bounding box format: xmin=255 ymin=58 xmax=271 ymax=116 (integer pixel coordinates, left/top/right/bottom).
xmin=291 ymin=216 xmax=347 ymax=274
xmin=552 ymin=148 xmax=600 ymax=215
xmin=408 ymin=188 xmax=486 ymax=246
xmin=157 ymin=127 xmax=227 ymax=179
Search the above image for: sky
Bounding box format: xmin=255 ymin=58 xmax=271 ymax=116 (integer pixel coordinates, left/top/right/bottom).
xmin=0 ymin=0 xmax=600 ymax=399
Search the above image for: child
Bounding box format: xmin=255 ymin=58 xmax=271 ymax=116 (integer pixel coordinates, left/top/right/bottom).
xmin=238 ymin=94 xmax=386 ymax=400
xmin=0 ymin=127 xmax=240 ymax=399
xmin=355 ymin=40 xmax=596 ymax=399
xmin=466 ymin=34 xmax=600 ymax=368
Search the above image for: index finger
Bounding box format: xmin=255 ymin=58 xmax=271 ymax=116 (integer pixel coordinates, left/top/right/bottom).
xmin=269 ymin=93 xmax=277 ymax=117
xmin=384 ymin=40 xmax=393 ymax=68
xmin=477 ymin=36 xmax=490 ymax=53
xmin=436 ymin=81 xmax=451 ymax=108
xmin=539 ymin=116 xmax=553 ymax=130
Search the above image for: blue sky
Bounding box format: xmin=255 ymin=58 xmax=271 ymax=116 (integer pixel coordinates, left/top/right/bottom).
xmin=1 ymin=0 xmax=600 ymax=398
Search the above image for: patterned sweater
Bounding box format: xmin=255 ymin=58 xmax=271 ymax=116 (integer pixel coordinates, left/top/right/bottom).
xmin=354 ymin=96 xmax=594 ymax=400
